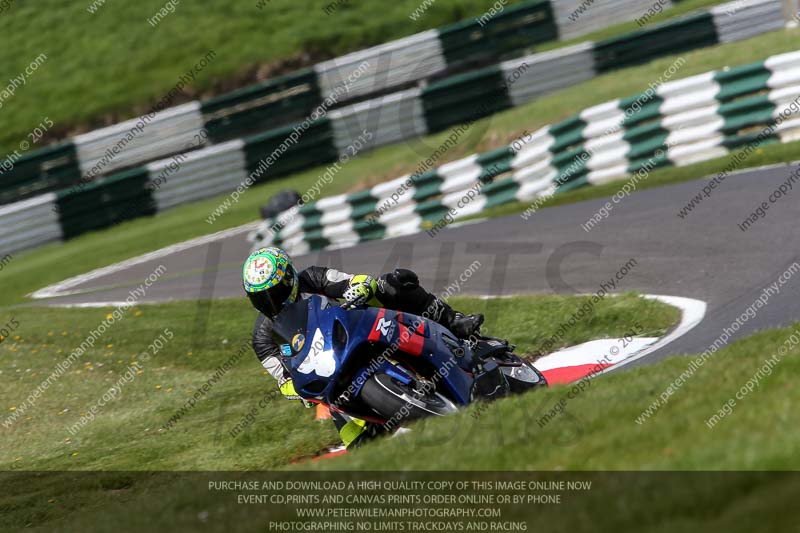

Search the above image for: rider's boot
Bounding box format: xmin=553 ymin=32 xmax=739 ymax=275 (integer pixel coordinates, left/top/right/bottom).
xmin=426 ymin=296 xmax=484 ymax=339
xmin=448 ymin=311 xmax=484 ymax=339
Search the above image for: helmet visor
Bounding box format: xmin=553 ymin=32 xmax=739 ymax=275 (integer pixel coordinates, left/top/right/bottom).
xmin=248 ymin=264 xmax=298 ymax=317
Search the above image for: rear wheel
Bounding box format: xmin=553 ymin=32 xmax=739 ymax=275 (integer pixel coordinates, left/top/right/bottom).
xmin=360 ymin=371 xmax=458 ymax=423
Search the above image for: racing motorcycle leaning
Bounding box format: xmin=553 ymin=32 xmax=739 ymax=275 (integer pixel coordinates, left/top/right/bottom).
xmin=271 ymin=295 xmax=547 ymax=435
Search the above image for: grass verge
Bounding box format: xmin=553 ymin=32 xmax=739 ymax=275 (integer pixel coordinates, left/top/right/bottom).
xmin=0 ymin=293 xmax=675 ymax=529
xmin=0 ymin=293 xmax=675 ymax=469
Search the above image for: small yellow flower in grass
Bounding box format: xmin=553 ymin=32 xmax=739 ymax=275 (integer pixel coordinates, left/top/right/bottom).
xmin=155 ymin=384 xmax=162 ymax=390
xmin=166 ymin=387 xmax=173 ymax=392
xmin=186 ymin=351 xmax=192 ymax=356
xmin=9 ymin=406 xmax=16 ymax=411
xmin=71 ymin=452 xmax=79 ymax=457
xmin=134 ymin=310 xmax=142 ymax=317
xmin=106 ymin=344 xmax=113 ymax=349
xmin=106 ymin=313 xmax=113 ymax=320
xmin=47 ymin=331 xmax=54 ymax=337
xmin=48 ymin=499 xmax=56 ymax=504
xmin=136 ymin=370 xmax=144 ymax=375
xmin=14 ymin=457 xmax=21 ymax=462
xmin=14 ymin=335 xmax=20 ymax=341
xmin=61 ymin=332 xmax=67 ymax=336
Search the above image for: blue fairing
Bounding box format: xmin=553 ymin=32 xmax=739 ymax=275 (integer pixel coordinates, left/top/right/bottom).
xmin=278 ymin=295 xmax=477 ymax=406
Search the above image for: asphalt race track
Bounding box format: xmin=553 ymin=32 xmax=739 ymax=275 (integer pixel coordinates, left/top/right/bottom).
xmin=33 ymin=163 xmax=800 ymax=366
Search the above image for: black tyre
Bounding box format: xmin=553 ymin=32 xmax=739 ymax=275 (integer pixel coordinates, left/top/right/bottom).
xmin=360 ymin=372 xmax=458 ymax=423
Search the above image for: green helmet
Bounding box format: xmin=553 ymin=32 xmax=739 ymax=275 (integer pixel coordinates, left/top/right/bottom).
xmin=242 ymin=247 xmax=299 ymax=317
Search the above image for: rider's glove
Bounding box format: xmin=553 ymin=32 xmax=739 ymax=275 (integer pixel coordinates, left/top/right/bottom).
xmin=342 ymin=275 xmax=377 ymax=310
xmin=279 ymin=378 xmax=312 ymax=408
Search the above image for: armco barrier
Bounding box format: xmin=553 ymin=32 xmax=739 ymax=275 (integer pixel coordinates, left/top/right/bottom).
xmin=252 ymin=146 xmax=515 ymax=254
xmin=314 ymin=31 xmax=446 ymax=100
xmin=73 ymin=101 xmax=207 ymax=179
xmin=551 ymin=0 xmax=673 ymax=41
xmin=328 ymin=88 xmax=427 ymax=154
xmin=592 ymin=12 xmax=719 ymax=72
xmin=201 ymin=69 xmax=321 ymax=144
xmin=242 ymin=119 xmax=338 ymax=181
xmin=0 ymin=142 xmax=80 ymax=205
xmin=422 ymin=66 xmax=513 ymax=133
xmin=249 ymin=49 xmax=800 ymax=255
xmin=0 ymin=0 xmax=746 ymax=207
xmin=437 ymin=1 xmax=557 ymax=68
xmin=501 ymin=42 xmax=596 ymax=108
xmin=710 ymin=0 xmax=786 ymax=43
xmin=0 ymin=193 xmax=62 ymax=253
xmin=147 ymin=140 xmax=248 ymax=212
xmin=56 ymin=167 xmax=155 ymax=239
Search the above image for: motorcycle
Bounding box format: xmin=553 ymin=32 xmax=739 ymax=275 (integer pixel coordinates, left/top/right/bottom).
xmin=272 ymin=295 xmax=547 ymax=429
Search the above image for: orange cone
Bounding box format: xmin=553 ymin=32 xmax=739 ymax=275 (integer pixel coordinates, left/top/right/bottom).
xmin=315 ymin=404 xmax=332 ymax=421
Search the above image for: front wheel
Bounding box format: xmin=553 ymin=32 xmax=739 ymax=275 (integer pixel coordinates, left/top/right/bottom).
xmin=360 ymin=372 xmax=457 ymax=425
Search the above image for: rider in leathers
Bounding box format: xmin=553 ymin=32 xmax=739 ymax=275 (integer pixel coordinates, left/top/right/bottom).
xmin=244 ymin=247 xmax=484 ymax=448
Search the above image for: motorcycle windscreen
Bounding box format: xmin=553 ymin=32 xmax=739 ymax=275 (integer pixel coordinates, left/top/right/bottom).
xmin=273 ymin=295 xmax=340 ymax=398
xmin=271 ymin=299 xmax=309 ymax=351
